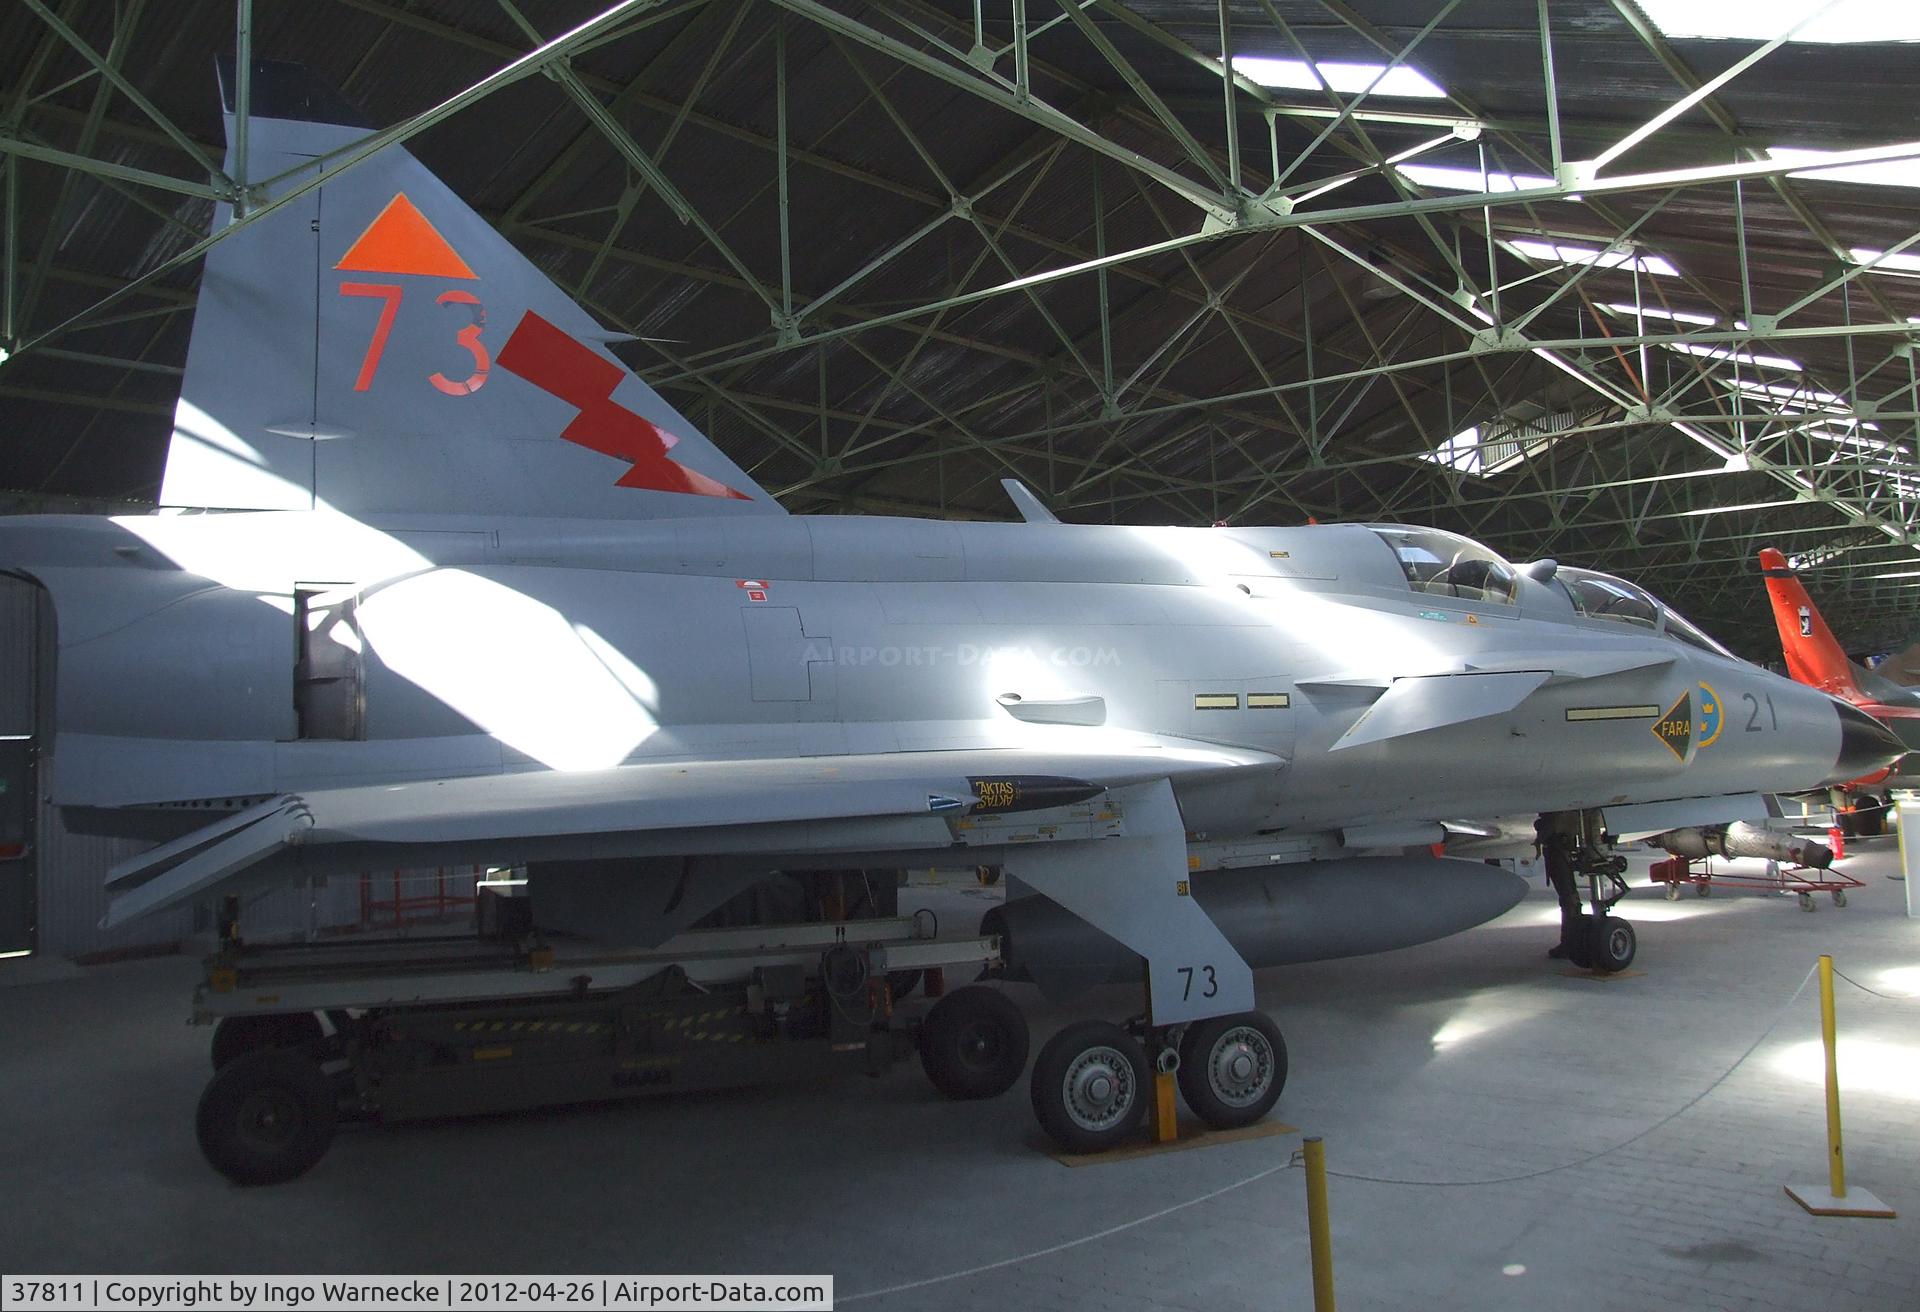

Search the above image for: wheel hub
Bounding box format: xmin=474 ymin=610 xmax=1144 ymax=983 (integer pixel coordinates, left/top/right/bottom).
xmin=236 ymin=1089 xmax=301 ymax=1153
xmin=959 ymin=1021 xmax=1003 ymax=1068
xmin=1062 ymin=1046 xmax=1135 ymax=1131
xmin=1207 ymin=1027 xmax=1274 ymax=1108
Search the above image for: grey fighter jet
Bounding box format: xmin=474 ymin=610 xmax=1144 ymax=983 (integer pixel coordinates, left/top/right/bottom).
xmin=0 ymin=65 xmax=1899 ymax=1153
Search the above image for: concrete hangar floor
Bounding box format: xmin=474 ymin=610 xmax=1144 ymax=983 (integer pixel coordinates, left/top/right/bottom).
xmin=1 ymin=846 xmax=1915 ymax=1312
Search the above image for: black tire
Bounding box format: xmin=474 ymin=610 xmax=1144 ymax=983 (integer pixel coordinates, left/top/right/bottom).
xmin=887 ymin=969 xmax=923 ymax=1002
xmin=1029 ymin=1020 xmax=1150 ymax=1153
xmin=1590 ymin=916 xmax=1636 ymax=973
xmin=1856 ymin=805 xmax=1887 ymax=838
xmin=1177 ymin=1012 xmax=1287 ymax=1130
xmin=919 ymin=986 xmax=1029 ymax=1100
xmin=210 ymin=1013 xmax=325 ymax=1071
xmin=196 ymin=1049 xmax=337 ymax=1186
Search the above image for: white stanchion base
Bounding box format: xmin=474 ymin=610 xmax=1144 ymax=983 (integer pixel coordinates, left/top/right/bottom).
xmin=1785 ymin=1183 xmax=1896 ymax=1218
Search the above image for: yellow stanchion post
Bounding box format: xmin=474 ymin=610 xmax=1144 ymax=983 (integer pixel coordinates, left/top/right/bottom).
xmin=1303 ymin=1136 xmax=1337 ymax=1312
xmin=1820 ymin=954 xmax=1845 ymax=1200
xmin=1785 ymin=955 xmax=1896 ymax=1218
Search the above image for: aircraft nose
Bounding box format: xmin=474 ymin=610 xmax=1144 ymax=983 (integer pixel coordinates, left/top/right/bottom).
xmin=1832 ymin=700 xmax=1906 ymax=781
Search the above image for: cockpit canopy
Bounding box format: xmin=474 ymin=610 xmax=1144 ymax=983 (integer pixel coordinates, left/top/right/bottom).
xmin=1365 ymin=524 xmax=1736 ymax=657
xmin=1557 ymin=567 xmax=1658 ymax=627
xmin=1557 ymin=565 xmax=1732 ymax=655
xmin=1366 ymin=525 xmax=1518 ymax=604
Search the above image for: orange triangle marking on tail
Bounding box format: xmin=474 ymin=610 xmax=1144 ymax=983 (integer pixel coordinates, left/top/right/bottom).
xmin=334 ymin=193 xmax=476 ymax=279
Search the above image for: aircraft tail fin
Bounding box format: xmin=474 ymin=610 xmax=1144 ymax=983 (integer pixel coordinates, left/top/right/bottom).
xmin=161 ymin=59 xmax=782 ymax=519
xmin=1757 ymin=548 xmax=1865 ymax=702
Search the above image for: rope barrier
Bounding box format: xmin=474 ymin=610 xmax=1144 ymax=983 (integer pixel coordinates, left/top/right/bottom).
xmin=1831 ymin=966 xmax=1918 ymax=1002
xmin=1321 ymin=961 xmax=1818 ymax=1187
xmin=843 ymin=959 xmax=1833 ymax=1298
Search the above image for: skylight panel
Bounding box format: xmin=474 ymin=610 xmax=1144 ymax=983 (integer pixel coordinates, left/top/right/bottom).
xmin=1720 ymin=377 xmax=1851 ymax=409
xmin=1504 ymin=238 xmax=1678 ymax=276
xmin=1802 ymin=416 xmax=1884 ymax=436
xmin=1802 ymin=423 xmax=1903 ymax=454
xmin=1600 ymin=302 xmax=1717 ymax=325
xmin=1635 ymin=1 xmax=1920 ymax=44
xmin=1396 ymin=163 xmax=1553 ymax=193
xmin=1665 ymin=341 xmax=1804 ymax=370
xmin=1419 ymin=425 xmax=1488 ymax=476
xmin=1768 ymin=146 xmax=1920 ymax=188
xmin=1848 ymin=248 xmax=1920 ymax=273
xmin=1230 ymin=57 xmax=1447 ymax=99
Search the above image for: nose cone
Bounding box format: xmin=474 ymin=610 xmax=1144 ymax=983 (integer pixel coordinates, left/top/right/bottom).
xmin=1832 ymin=700 xmax=1907 ymax=782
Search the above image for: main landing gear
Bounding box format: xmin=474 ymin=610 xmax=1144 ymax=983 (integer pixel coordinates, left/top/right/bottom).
xmin=1539 ymin=811 xmax=1637 ymax=974
xmin=1027 ymin=1009 xmax=1288 ymax=1153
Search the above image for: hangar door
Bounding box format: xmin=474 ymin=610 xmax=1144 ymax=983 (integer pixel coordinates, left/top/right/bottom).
xmin=0 ymin=573 xmax=42 ymax=957
xmin=0 ymin=736 xmax=32 ymax=955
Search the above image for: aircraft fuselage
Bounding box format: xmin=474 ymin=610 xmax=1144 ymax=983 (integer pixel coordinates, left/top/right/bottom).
xmin=1 ymin=509 xmax=1867 ymax=854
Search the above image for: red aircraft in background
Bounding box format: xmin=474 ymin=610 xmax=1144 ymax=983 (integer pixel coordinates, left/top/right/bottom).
xmin=1759 ymin=547 xmax=1920 ymax=833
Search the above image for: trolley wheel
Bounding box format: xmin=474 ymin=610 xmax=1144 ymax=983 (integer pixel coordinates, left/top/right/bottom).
xmin=1833 ymin=889 xmax=1848 ymax=908
xmin=210 ymin=1012 xmax=325 ymax=1071
xmin=1799 ymin=892 xmax=1816 ymax=912
xmin=1030 ymin=1020 xmax=1150 ymax=1153
xmin=1177 ymin=1012 xmax=1287 ymax=1130
xmin=196 ymin=1049 xmax=337 ymax=1186
xmin=1589 ymin=916 xmax=1636 ymax=973
xmin=1664 ymin=882 xmax=1680 ymax=902
xmin=918 ymin=985 xmax=1029 ymax=1100
xmin=1696 ymin=879 xmax=1711 ymax=898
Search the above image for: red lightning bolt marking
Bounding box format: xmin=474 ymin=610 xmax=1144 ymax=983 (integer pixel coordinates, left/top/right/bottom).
xmin=494 ymin=310 xmax=750 ymax=499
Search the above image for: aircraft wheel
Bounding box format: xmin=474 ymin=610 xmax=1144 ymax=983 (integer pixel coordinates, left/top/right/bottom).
xmin=887 ymin=969 xmax=923 ymax=1002
xmin=1178 ymin=1012 xmax=1287 ymax=1130
xmin=196 ymin=1049 xmax=337 ymax=1186
xmin=210 ymin=1013 xmax=325 ymax=1071
xmin=1030 ymin=1020 xmax=1149 ymax=1153
xmin=918 ymin=986 xmax=1028 ymax=1100
xmin=1590 ymin=917 xmax=1636 ymax=973
xmin=1856 ymin=806 xmax=1887 ymax=838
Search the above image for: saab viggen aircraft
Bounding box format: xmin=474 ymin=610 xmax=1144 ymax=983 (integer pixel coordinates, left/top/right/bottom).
xmin=0 ymin=64 xmax=1900 ymax=1157
xmin=1759 ymin=547 xmax=1920 ymax=832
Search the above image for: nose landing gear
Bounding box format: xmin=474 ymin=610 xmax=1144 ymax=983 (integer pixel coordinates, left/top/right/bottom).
xmin=1539 ymin=812 xmax=1636 ymax=974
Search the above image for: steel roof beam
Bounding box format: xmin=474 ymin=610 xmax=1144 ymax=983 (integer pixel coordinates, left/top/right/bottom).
xmin=767 ymin=0 xmax=1237 ymax=223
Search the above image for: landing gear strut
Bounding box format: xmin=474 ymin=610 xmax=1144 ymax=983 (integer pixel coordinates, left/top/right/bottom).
xmin=1539 ymin=811 xmax=1636 ymax=973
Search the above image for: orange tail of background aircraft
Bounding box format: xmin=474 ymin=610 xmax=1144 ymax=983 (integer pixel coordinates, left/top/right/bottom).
xmin=1758 ymin=547 xmax=1868 ymax=702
